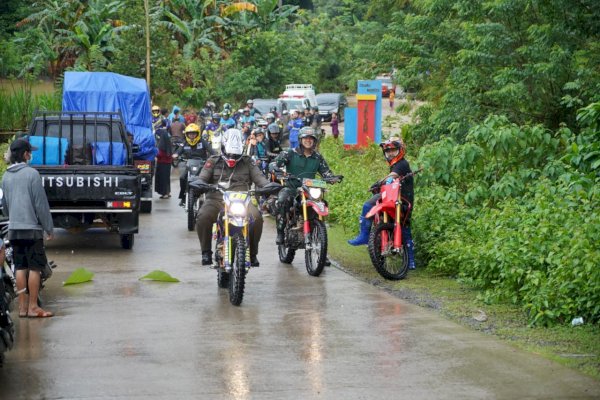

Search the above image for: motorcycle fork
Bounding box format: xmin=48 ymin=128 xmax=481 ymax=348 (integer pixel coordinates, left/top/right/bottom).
xmin=394 ymin=201 xmax=402 ymax=249
xmin=224 ymin=212 xmax=231 ymax=270
xmin=381 ymin=212 xmax=389 ymax=251
xmin=301 ymin=191 xmax=310 ymax=236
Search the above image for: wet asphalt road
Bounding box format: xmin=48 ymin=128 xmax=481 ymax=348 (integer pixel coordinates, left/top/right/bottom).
xmin=1 ymin=173 xmax=599 ymax=399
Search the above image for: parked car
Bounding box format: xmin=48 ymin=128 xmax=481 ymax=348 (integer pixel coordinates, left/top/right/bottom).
xmin=376 ymin=75 xmax=394 ymax=98
xmin=316 ymin=93 xmax=347 ymax=122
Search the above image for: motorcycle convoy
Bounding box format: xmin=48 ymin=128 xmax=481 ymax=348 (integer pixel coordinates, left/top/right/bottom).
xmin=0 ymin=101 xmax=417 ymax=364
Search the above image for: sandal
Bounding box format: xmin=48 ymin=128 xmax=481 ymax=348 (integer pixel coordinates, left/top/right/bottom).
xmin=28 ymin=309 xmax=54 ymax=318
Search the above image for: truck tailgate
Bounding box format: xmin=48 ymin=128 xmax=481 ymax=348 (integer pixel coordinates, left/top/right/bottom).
xmin=36 ymin=166 xmax=141 ymax=210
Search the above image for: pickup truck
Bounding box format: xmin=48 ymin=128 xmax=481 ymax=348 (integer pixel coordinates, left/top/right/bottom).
xmin=26 ymin=111 xmax=141 ymax=249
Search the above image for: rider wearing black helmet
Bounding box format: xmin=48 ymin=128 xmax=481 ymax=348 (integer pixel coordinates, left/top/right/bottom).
xmin=266 ymin=123 xmax=283 ymax=160
xmin=203 ymin=113 xmax=221 ymax=144
xmin=274 ymin=127 xmax=337 ymax=245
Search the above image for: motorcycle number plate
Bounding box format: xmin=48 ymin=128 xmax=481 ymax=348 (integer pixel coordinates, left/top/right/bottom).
xmin=228 ymin=193 xmax=248 ymax=201
xmin=303 ymin=178 xmax=327 ymax=188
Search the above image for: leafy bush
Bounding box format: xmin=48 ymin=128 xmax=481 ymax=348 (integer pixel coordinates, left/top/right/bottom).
xmin=319 ymin=138 xmax=387 ymax=233
xmin=411 ymin=110 xmax=600 ymax=326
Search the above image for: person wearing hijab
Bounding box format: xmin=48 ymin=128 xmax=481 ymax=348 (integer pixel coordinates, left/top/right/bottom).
xmin=154 ymin=127 xmax=173 ymax=199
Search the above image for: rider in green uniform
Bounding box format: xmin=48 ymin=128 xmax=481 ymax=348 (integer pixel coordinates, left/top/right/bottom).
xmin=274 ymin=127 xmax=337 ymax=245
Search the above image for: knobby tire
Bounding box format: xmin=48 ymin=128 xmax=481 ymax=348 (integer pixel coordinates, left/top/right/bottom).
xmin=229 ymin=233 xmax=247 ymax=306
xmin=187 ymin=189 xmax=196 ymax=231
xmin=305 ymin=219 xmax=327 ymax=277
xmin=368 ymin=222 xmax=409 ymax=280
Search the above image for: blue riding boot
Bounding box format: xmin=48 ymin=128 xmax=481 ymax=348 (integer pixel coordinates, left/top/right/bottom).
xmin=348 ymin=203 xmax=374 ymax=246
xmin=402 ymin=226 xmax=416 ymax=270
xmin=347 ymin=217 xmax=372 ymax=246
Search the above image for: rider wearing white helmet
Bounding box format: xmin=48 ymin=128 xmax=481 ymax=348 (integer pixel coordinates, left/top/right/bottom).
xmin=195 ymin=129 xmax=273 ymax=267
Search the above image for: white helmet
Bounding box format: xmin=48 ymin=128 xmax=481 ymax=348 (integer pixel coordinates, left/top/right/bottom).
xmin=222 ymin=128 xmax=244 ymax=167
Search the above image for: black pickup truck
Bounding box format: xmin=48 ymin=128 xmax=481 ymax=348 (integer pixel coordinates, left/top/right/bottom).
xmin=26 ymin=111 xmax=141 ymax=249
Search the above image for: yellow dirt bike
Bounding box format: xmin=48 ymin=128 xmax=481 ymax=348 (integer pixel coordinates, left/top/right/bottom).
xmin=190 ymin=181 xmax=281 ymax=305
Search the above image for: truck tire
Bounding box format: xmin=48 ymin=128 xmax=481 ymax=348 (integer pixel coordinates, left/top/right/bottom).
xmin=120 ymin=234 xmax=135 ymax=249
xmin=140 ymin=200 xmax=152 ymax=213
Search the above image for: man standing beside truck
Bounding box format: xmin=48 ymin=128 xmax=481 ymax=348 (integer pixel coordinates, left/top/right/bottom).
xmin=2 ymin=139 xmax=54 ymax=318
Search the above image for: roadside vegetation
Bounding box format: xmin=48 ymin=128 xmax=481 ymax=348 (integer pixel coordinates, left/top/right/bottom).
xmin=0 ymin=0 xmax=598 ymax=376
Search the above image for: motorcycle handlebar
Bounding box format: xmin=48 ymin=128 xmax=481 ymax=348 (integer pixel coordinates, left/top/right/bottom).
xmin=273 ymin=173 xmax=343 ymax=185
xmin=369 ymin=168 xmax=423 ymax=193
xmin=189 ymin=181 xmax=282 ymax=196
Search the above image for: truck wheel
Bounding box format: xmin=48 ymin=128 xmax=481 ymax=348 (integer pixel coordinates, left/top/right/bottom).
xmin=120 ymin=234 xmax=135 ymax=249
xmin=140 ymin=200 xmax=152 ymax=213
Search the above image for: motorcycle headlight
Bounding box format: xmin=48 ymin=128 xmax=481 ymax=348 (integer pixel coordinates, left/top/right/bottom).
xmin=229 ymin=202 xmax=247 ymax=217
xmin=192 ymin=166 xmax=199 ymax=172
xmin=308 ymin=188 xmax=322 ymax=200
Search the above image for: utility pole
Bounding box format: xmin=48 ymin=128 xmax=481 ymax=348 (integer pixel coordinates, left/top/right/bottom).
xmin=143 ymin=0 xmax=151 ymax=89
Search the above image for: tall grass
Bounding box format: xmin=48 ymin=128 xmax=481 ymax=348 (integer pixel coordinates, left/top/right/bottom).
xmin=0 ymin=82 xmax=60 ymax=132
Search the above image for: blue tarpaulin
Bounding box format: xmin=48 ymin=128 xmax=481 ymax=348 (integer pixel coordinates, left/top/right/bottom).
xmin=62 ymin=72 xmax=156 ymax=161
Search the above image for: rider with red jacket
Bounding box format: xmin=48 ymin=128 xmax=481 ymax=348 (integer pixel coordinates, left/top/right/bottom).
xmin=347 ymin=137 xmax=415 ymax=269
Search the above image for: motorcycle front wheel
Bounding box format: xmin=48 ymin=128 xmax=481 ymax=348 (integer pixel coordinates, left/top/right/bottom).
xmin=305 ymin=219 xmax=327 ymax=277
xmin=368 ymin=222 xmax=409 ymax=280
xmin=229 ymin=233 xmax=247 ymax=306
xmin=187 ymin=189 xmax=196 ymax=231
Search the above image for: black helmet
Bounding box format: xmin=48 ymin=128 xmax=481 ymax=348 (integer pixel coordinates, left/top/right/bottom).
xmin=267 ymin=123 xmax=280 ymax=135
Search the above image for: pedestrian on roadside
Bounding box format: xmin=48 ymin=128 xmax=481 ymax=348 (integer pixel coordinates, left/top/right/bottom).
xmin=160 ymin=108 xmax=172 ymax=131
xmin=169 ymin=114 xmax=186 ymax=140
xmin=154 ymin=128 xmax=172 ymax=199
xmin=1 ymin=138 xmax=54 ymax=318
xmin=389 ymin=88 xmax=395 ymax=111
xmin=331 ymin=112 xmax=340 ymax=140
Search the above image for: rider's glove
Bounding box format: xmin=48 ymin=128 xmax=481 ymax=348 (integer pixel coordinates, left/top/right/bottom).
xmin=385 ymin=177 xmax=394 ymax=184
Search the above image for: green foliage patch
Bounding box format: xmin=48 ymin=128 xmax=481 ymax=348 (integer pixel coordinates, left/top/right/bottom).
xmin=322 ymin=107 xmax=600 ymax=327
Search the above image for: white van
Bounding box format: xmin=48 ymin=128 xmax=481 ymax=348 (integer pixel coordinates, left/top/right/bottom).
xmin=277 ymin=84 xmax=318 ymax=113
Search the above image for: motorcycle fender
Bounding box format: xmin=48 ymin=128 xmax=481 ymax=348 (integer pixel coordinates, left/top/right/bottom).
xmin=365 ymin=203 xmax=385 ymax=219
xmin=307 ymin=200 xmax=328 ymax=216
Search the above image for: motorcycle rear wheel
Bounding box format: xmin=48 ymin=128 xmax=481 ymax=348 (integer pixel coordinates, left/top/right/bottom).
xmin=368 ymin=222 xmax=409 ymax=280
xmin=305 ymin=219 xmax=327 ymax=277
xmin=229 ymin=234 xmax=247 ymax=306
xmin=278 ymin=241 xmax=296 ymax=264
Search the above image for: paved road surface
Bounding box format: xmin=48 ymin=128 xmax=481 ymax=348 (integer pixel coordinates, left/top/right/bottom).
xmin=1 ymin=173 xmax=598 ymax=399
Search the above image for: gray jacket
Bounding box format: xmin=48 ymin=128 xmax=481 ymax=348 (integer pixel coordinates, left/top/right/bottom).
xmin=1 ymin=163 xmax=53 ymax=235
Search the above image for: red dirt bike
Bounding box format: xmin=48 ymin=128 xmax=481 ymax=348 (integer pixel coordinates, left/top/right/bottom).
xmin=366 ymin=169 xmax=421 ymax=280
xmin=277 ymin=173 xmax=343 ymax=276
